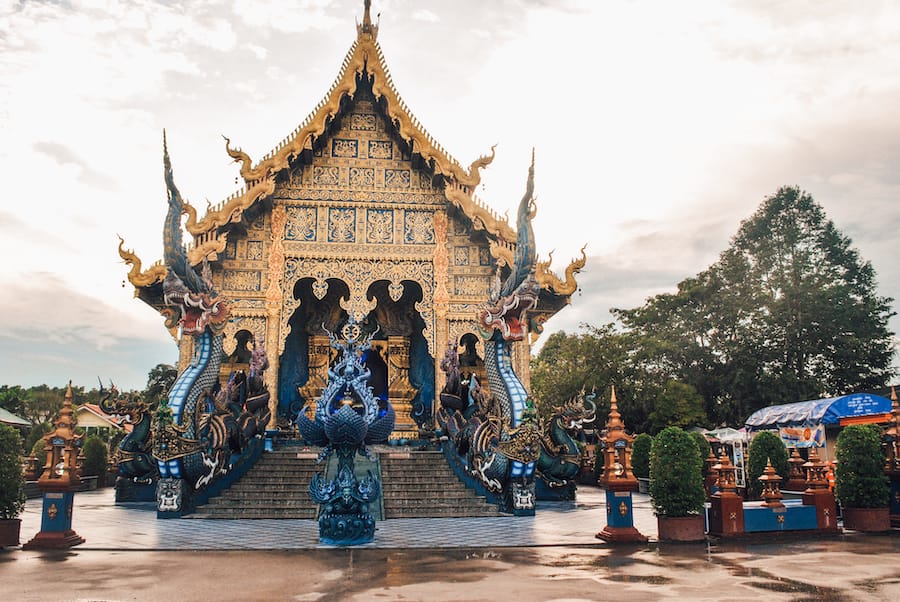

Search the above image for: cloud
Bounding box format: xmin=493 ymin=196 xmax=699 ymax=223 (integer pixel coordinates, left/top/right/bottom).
xmin=411 ymin=9 xmax=439 ymax=23
xmin=33 ymin=141 xmax=119 ymax=191
xmin=232 ymin=0 xmax=341 ymax=34
xmin=0 ymin=272 xmax=171 ymax=349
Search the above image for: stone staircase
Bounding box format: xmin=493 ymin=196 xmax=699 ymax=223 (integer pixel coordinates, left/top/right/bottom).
xmin=191 ymin=448 xmax=320 ymax=519
xmin=192 ymin=447 xmax=500 ymax=519
xmin=380 ymin=450 xmax=501 ymax=518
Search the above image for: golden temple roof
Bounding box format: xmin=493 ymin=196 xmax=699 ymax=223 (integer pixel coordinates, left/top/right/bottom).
xmin=124 ymin=1 xmax=583 ymax=302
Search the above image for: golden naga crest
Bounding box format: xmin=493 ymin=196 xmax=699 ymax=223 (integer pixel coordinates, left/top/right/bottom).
xmin=498 ymin=422 xmax=543 ymax=464
xmin=152 ymin=421 xmax=200 ymax=463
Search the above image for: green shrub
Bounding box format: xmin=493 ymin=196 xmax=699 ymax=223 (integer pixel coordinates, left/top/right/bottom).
xmin=30 ymin=437 xmax=47 ymax=458
xmin=0 ymin=424 xmax=26 ymax=520
xmin=747 ymin=431 xmax=789 ymax=499
xmin=835 ymin=424 xmax=889 ymax=509
xmin=631 ymin=433 xmax=652 ymax=479
xmin=23 ymin=422 xmax=50 ymax=456
xmin=649 ymin=426 xmax=705 ymax=517
xmin=82 ymin=435 xmax=109 ymax=486
xmin=689 ymin=431 xmax=712 ymax=462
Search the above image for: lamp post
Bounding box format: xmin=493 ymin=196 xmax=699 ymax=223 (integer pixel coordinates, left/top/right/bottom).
xmin=23 ymin=382 xmax=85 ymax=549
xmin=596 ymin=385 xmax=647 ymax=543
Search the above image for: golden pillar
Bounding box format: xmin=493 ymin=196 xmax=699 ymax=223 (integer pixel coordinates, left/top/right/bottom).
xmin=264 ymin=203 xmax=287 ymax=429
xmin=432 ymin=210 xmax=450 ymax=422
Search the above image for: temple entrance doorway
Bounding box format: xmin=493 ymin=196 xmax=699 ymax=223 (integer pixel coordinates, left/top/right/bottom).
xmin=278 ymin=278 xmax=433 ymax=439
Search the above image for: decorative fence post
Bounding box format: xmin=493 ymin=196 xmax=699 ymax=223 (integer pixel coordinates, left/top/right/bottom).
xmin=596 ymin=386 xmax=647 ymax=543
xmin=708 ymin=451 xmax=745 ymax=537
xmin=23 ymin=382 xmax=85 ymax=550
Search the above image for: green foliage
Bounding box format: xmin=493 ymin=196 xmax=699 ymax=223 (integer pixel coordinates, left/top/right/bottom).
xmin=0 ymin=424 xmax=26 ymax=520
xmin=24 ymin=422 xmax=50 ymax=455
xmin=648 ymin=380 xmax=709 ymax=434
xmin=631 ymin=433 xmax=652 ymax=479
xmin=0 ymin=385 xmax=26 ymax=417
xmin=530 ymin=324 xmax=666 ymax=432
xmin=649 ymin=427 xmax=706 ymax=517
xmin=747 ymin=431 xmax=789 ymax=499
xmin=835 ymin=424 xmax=889 ymax=508
xmin=82 ymin=436 xmax=108 ymax=483
xmin=19 ymin=385 xmax=64 ymax=426
xmin=30 ymin=436 xmax=47 ymax=458
xmin=144 ymin=364 xmax=177 ymax=406
xmin=615 ymin=186 xmax=895 ymax=426
xmin=689 ymin=431 xmax=712 ymax=462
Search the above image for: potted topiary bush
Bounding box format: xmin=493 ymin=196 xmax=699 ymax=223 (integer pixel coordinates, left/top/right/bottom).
xmin=81 ymin=435 xmax=109 ymax=489
xmin=632 ymin=433 xmax=652 ymax=493
xmin=835 ymin=424 xmax=890 ymax=532
xmin=0 ymin=424 xmax=27 ymax=548
xmin=747 ymin=431 xmax=789 ymax=499
xmin=649 ymin=426 xmax=707 ymax=542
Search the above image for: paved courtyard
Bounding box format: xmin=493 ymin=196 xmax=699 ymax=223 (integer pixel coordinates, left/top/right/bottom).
xmin=14 ymin=485 xmax=656 ymax=549
xmin=3 ymin=485 xmax=900 ymax=601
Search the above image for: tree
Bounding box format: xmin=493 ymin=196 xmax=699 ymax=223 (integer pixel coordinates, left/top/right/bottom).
xmin=81 ymin=436 xmax=108 ymax=486
xmin=19 ymin=385 xmax=64 ymax=427
xmin=689 ymin=431 xmax=712 ymax=461
xmin=617 ymin=186 xmax=895 ymax=425
xmin=834 ymin=424 xmax=889 ymax=508
xmin=0 ymin=386 xmax=26 ymax=417
xmin=530 ymin=325 xmax=661 ymax=432
xmin=631 ymin=433 xmax=652 ymax=479
xmin=0 ymin=424 xmax=26 ymax=520
xmin=649 ymin=427 xmax=705 ymax=517
xmin=647 ymin=380 xmax=709 ymax=434
xmin=746 ymin=431 xmax=789 ymax=499
xmin=144 ymin=364 xmax=177 ymax=406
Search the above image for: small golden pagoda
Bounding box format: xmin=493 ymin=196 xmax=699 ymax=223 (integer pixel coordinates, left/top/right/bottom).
xmin=120 ymin=1 xmax=583 ymax=437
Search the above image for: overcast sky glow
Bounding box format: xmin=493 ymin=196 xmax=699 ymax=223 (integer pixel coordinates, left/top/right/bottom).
xmin=1 ymin=0 xmax=897 ymax=392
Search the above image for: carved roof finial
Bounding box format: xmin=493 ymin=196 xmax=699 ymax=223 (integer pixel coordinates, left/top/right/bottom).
xmin=358 ymin=0 xmax=378 ymax=40
xmin=606 ymin=384 xmax=624 ymax=432
xmin=162 ymin=129 xmax=170 ymax=171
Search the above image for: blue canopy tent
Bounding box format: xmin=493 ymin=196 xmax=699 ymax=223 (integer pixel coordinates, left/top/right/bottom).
xmin=745 ymin=393 xmax=894 ymax=430
xmin=745 ymin=393 xmax=893 ymax=456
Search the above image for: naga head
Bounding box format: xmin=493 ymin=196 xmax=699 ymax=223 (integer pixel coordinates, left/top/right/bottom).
xmin=160 ymin=131 xmax=230 ymax=336
xmin=478 ymin=153 xmax=541 ymax=342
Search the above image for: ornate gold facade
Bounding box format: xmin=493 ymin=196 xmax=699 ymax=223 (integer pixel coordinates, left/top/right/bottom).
xmin=122 ymin=2 xmax=582 ymax=436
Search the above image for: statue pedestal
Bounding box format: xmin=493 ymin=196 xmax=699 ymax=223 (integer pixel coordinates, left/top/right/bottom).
xmin=23 ymin=491 xmax=84 ymax=550
xmin=596 ymin=481 xmax=647 ymax=543
xmin=802 ymin=488 xmax=839 ymax=532
xmin=708 ymin=491 xmax=745 ymax=537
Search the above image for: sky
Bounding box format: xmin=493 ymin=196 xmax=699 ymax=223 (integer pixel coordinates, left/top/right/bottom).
xmin=1 ymin=0 xmax=898 ymax=392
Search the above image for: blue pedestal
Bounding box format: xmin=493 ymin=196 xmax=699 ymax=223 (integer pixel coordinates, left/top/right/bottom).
xmin=744 ymin=500 xmax=818 ymax=532
xmin=596 ymin=486 xmax=647 ymax=543
xmin=23 ymin=490 xmax=85 ymax=549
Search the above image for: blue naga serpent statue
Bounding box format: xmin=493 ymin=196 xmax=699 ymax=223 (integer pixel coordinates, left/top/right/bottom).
xmin=150 ymin=136 xmax=269 ymax=515
xmin=437 ymin=157 xmax=547 ymax=515
xmin=98 ymin=383 xmax=157 ymax=485
xmin=535 ymin=392 xmax=596 ymax=499
xmin=298 ymin=320 xmax=395 ymax=545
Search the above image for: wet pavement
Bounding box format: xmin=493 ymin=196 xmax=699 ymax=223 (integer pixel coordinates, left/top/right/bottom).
xmin=2 ymin=487 xmax=899 ymax=601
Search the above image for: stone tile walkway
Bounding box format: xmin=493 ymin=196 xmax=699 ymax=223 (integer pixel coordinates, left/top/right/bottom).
xmin=18 ymin=485 xmax=660 ymax=550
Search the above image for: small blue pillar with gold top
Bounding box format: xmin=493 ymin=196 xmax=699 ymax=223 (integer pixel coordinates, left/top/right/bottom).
xmin=23 ymin=382 xmax=85 ymax=549
xmin=596 ymin=385 xmax=648 ymax=543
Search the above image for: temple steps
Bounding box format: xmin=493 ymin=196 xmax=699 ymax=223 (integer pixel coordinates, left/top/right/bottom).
xmin=190 ymin=449 xmax=319 ymax=519
xmin=379 ymin=451 xmax=501 ymax=519
xmin=192 ymin=448 xmax=501 ymax=519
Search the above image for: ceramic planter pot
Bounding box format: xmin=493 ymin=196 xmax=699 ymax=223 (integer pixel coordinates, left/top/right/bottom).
xmin=657 ymin=515 xmax=706 ymax=542
xmin=842 ymin=507 xmax=891 ymax=532
xmin=0 ymin=519 xmax=21 ymax=548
